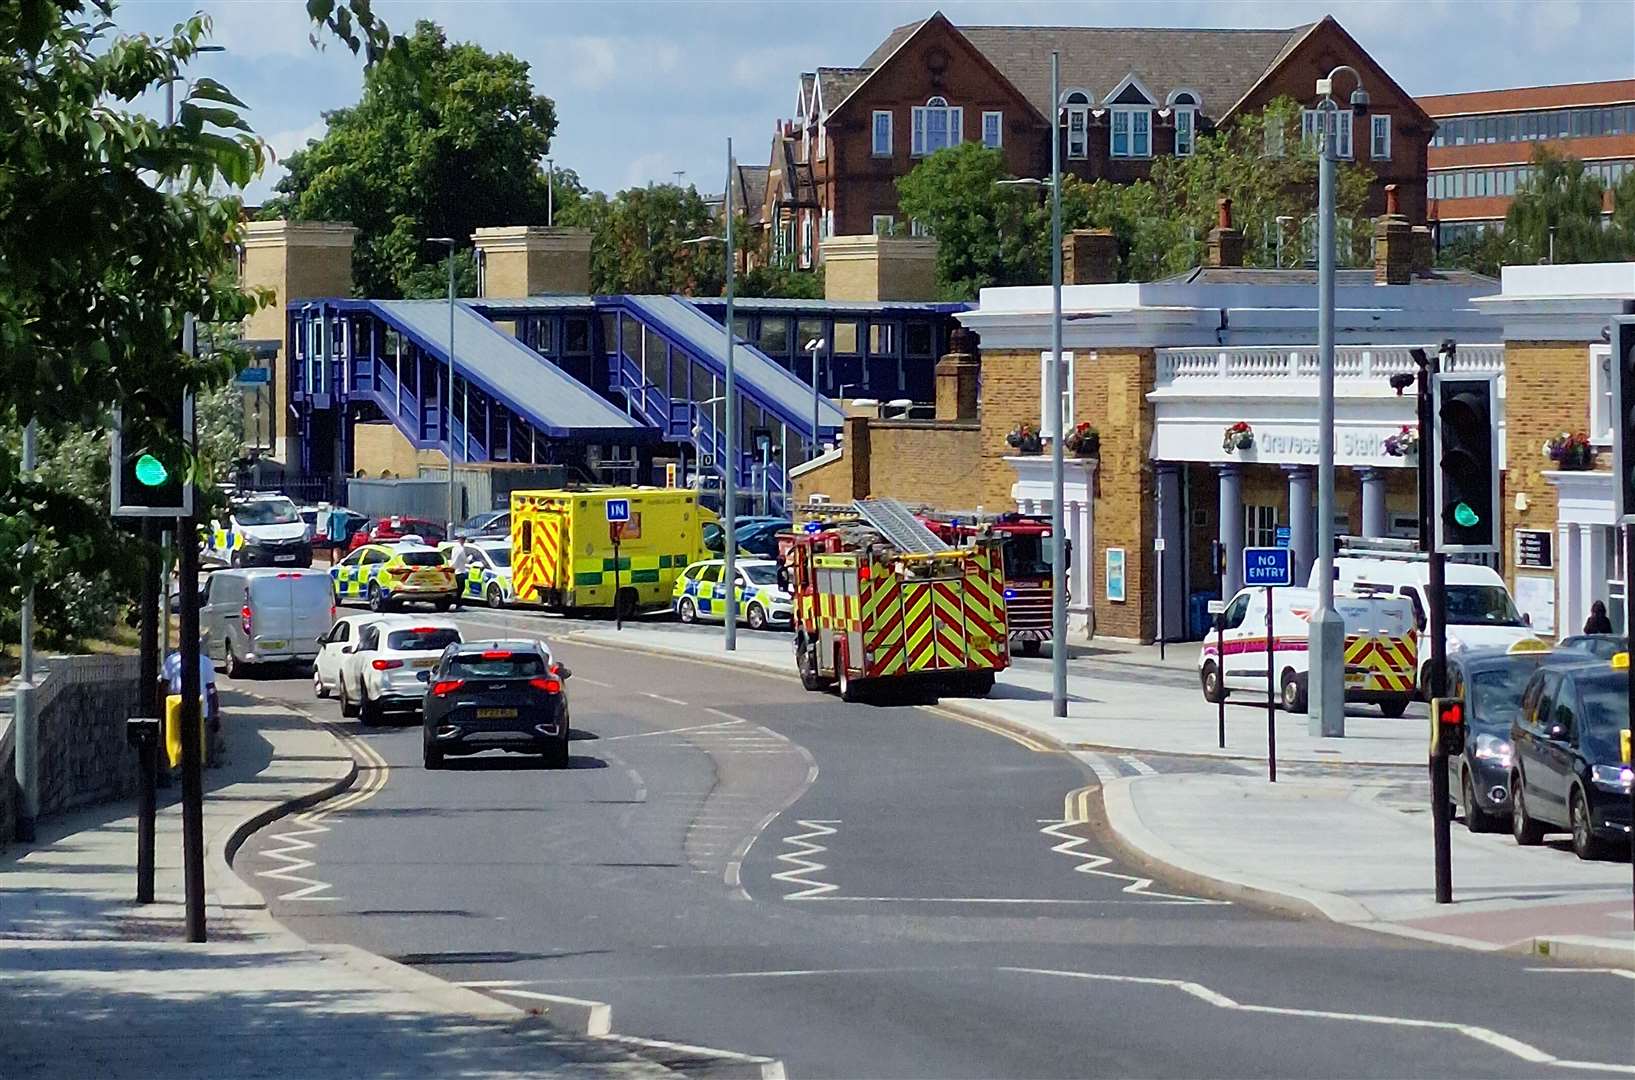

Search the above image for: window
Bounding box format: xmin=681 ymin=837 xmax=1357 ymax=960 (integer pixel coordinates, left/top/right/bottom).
xmin=1371 ymin=114 xmax=1391 ymax=160
xmin=912 ymin=96 xmax=962 ymax=156
xmin=1174 ymin=107 xmax=1195 ymax=156
xmin=871 ymin=215 xmax=895 ymax=237
xmin=982 ymin=110 xmax=1003 ymax=149
xmin=1222 ymin=592 xmax=1251 ymax=630
xmin=1111 ymin=109 xmax=1129 ymax=157
xmin=872 ymin=110 xmax=892 ymax=156
xmin=1039 ymin=350 xmax=1075 ymax=436
xmin=1591 ymin=344 xmax=1614 ymax=443
xmin=822 ymin=209 xmax=834 ymax=239
xmin=869 ymin=322 xmax=896 ymax=355
xmin=1302 ymin=108 xmax=1352 ymax=158
xmin=1245 ymin=505 xmax=1279 ymax=548
xmin=817 ymin=120 xmax=826 ymax=161
xmin=699 ymin=563 xmax=723 ymax=584
xmin=1064 ymin=91 xmax=1091 ymax=158
xmin=800 ymin=215 xmax=814 ymax=267
xmin=831 ymin=320 xmax=859 ymax=354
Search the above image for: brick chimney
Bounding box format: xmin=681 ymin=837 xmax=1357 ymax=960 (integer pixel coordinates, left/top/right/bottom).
xmin=1373 ymin=183 xmax=1413 ymax=285
xmin=934 ymin=327 xmax=980 ymax=422
xmin=1410 ymin=225 xmax=1434 ymax=277
xmin=1063 ymin=229 xmax=1120 ymax=284
xmin=1205 ymin=198 xmax=1244 ymax=268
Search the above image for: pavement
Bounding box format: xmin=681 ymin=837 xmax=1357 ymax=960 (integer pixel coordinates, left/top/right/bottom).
xmin=0 ymin=690 xmax=687 ymax=1079
xmin=562 ymin=620 xmax=1635 ymax=971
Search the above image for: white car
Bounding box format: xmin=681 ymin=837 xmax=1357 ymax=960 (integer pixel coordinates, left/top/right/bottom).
xmin=338 ymin=616 xmax=463 ymax=725
xmin=313 ymin=612 xmax=390 ymax=700
xmin=206 ymin=494 xmax=314 ymax=568
xmin=440 ymin=539 xmax=516 ymax=608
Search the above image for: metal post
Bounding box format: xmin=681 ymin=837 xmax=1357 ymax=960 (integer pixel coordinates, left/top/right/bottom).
xmin=723 ymin=136 xmax=738 ymax=652
xmin=1156 ymin=482 xmax=1166 ymax=662
xmin=1625 ymin=523 xmax=1635 ymax=908
xmin=1266 ymin=586 xmax=1277 ymax=782
xmin=546 ymin=159 xmax=555 ymax=227
xmin=136 ymin=519 xmax=160 ymax=900
xmin=1418 ymin=345 xmax=1452 ymax=904
xmin=160 ymin=529 xmax=172 ymax=662
xmin=446 ymin=246 xmax=457 ymax=538
xmin=1216 ymin=609 xmax=1227 ymax=749
xmin=612 ymin=531 xmax=623 ymax=632
xmin=1309 ymin=103 xmax=1346 ymax=738
xmin=177 ymin=505 xmax=206 ymax=941
xmin=134 ymin=720 xmax=157 ymax=903
xmin=811 ymin=343 xmax=822 ymax=455
xmin=14 ymin=418 xmax=39 ymax=841
xmin=1048 ymin=50 xmax=1067 ymax=719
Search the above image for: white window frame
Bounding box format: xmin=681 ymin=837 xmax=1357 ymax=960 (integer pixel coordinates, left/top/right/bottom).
xmin=1110 ymin=107 xmax=1151 ymax=158
xmin=871 ymin=215 xmax=895 ymax=237
xmin=822 ymin=209 xmax=834 ymax=239
xmin=982 ymin=110 xmax=1003 ymax=149
xmin=800 ymin=215 xmax=814 ymax=269
xmin=1302 ymin=108 xmax=1353 ymax=159
xmin=1039 ymin=350 xmax=1075 ymax=437
xmin=818 ymin=117 xmax=826 ymax=161
xmin=1590 ymin=343 xmax=1614 ymax=445
xmin=1245 ymin=505 xmax=1279 ymax=549
xmin=1173 ymin=107 xmax=1196 ymax=157
xmin=1370 ymin=113 xmax=1391 ymax=160
xmin=911 ymin=97 xmax=962 ymax=157
xmin=872 ymin=110 xmax=892 ymax=157
xmin=1067 ymin=107 xmax=1089 ymax=158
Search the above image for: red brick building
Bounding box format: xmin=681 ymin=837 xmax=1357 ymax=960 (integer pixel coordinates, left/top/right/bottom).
xmin=760 ymin=11 xmax=1433 ymax=267
xmin=1417 ymin=80 xmax=1635 ymax=247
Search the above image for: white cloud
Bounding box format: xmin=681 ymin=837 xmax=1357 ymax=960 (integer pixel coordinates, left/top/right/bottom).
xmin=564 ymin=36 xmax=620 ymax=89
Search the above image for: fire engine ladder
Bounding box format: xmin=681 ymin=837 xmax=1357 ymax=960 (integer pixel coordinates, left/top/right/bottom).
xmin=854 ymin=498 xmax=950 ymax=555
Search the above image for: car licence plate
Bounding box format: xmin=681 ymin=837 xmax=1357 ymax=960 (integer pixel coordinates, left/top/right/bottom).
xmin=412 ymin=658 xmax=437 ymax=668
xmin=274 ymin=554 xmax=297 ymax=563
xmin=411 ymin=572 xmax=444 ymax=586
xmin=476 ymin=707 xmax=517 ymax=719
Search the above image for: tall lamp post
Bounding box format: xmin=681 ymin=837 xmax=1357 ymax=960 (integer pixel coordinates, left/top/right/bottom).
xmin=1310 ymin=66 xmax=1369 ymax=738
xmin=682 ymin=137 xmax=739 ymax=651
xmin=426 ymin=237 xmax=459 ymax=537
xmin=804 ymin=336 xmax=826 ymax=455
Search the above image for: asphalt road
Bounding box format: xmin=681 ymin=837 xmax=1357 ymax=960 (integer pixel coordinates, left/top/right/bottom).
xmin=236 ymin=609 xmax=1635 ymax=1078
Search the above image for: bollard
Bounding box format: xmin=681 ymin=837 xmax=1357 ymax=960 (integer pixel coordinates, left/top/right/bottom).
xmin=125 ymin=717 xmax=161 ymax=903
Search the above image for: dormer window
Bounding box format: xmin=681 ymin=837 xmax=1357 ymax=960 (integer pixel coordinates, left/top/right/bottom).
xmin=1107 ymin=76 xmax=1156 ymax=159
xmin=912 ymin=96 xmax=962 ymax=156
xmin=1167 ymin=90 xmax=1200 ymax=157
xmin=1063 ymin=90 xmax=1092 ymax=159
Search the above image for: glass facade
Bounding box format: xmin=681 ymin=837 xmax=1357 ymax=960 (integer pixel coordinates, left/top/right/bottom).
xmin=1430 ymin=103 xmax=1635 ymax=147
xmin=1428 ymin=158 xmax=1634 ymax=200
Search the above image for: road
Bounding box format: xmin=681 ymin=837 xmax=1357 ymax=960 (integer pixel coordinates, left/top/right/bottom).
xmin=237 ymin=608 xmax=1635 ymax=1078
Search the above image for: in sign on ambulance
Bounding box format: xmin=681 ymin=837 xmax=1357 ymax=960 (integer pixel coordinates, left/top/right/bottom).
xmin=1200 ymin=586 xmax=1417 ymax=717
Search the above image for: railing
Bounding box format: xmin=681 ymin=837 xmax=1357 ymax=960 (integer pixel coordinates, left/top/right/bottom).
xmin=1155 ymin=345 xmax=1506 ymax=387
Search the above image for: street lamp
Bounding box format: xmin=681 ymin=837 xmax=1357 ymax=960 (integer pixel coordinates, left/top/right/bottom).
xmin=680 ymin=137 xmax=739 ymax=651
xmin=804 ymin=336 xmax=826 ymax=455
xmin=426 ymin=236 xmax=459 ymax=538
xmin=1310 ymin=65 xmax=1370 ymax=738
xmin=545 ymin=158 xmax=554 ymax=226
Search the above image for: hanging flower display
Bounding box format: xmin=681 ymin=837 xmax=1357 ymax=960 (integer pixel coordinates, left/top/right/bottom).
xmin=1006 ymin=421 xmax=1043 ymax=455
xmin=1222 ymin=421 xmax=1254 ymax=453
xmin=1062 ymin=422 xmax=1100 ymax=458
xmin=1545 ymin=431 xmax=1596 ymax=471
xmin=1383 ymin=425 xmax=1419 ymax=458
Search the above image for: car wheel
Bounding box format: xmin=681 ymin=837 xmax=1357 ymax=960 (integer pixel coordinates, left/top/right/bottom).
xmin=963 ymin=671 xmax=996 ymax=697
xmin=1570 ymin=787 xmax=1608 ymax=860
xmin=224 ymin=641 xmax=243 ymax=680
xmin=1201 ymin=661 xmax=1225 ymax=704
xmin=358 ymin=690 xmax=380 ymax=727
xmin=837 ymin=651 xmax=864 ymax=704
xmin=546 ymin=735 xmax=570 ymax=769
xmin=434 ymin=599 xmax=451 ymax=613
xmin=339 ymin=677 xmax=359 ymax=719
xmin=747 ymin=603 xmax=768 ymax=631
xmin=487 ymin=584 xmax=504 ymax=609
xmin=1378 ymin=696 xmax=1410 ymax=719
xmin=230 ymin=550 xmax=243 ymax=569
xmin=1510 ymin=774 xmax=1546 ymax=846
xmin=1019 ymin=639 xmax=1041 ymax=657
xmin=367 ymin=584 xmax=385 ymax=613
xmin=1463 ymin=769 xmax=1500 ymax=833
xmin=313 ymin=668 xmax=329 ymax=699
xmin=678 ymin=598 xmax=697 ymax=624
xmin=423 ymin=743 xmax=443 ymax=770
xmin=796 ymin=634 xmax=825 ymax=691
xmin=1280 ymin=669 xmax=1308 ymax=714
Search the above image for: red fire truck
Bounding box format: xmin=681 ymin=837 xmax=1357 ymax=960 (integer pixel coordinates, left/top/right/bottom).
xmin=920 ymin=512 xmax=1058 ymax=656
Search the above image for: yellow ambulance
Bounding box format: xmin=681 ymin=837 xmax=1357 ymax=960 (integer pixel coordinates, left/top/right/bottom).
xmin=510 ymin=488 xmax=717 ymax=618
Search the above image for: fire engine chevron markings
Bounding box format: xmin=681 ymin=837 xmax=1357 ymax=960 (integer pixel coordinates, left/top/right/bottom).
xmin=1042 ymin=787 xmax=1227 ymax=906
xmin=772 ymin=820 xmax=840 ymax=899
xmin=255 ymin=813 xmax=338 ymax=901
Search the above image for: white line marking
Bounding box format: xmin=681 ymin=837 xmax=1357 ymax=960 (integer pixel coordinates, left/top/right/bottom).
xmin=724 ymin=739 xmax=819 ymax=902
xmin=790 ymin=896 xmax=1192 ymax=905
xmin=1073 ymin=751 xmax=1122 ymax=783
xmin=254 ymin=813 xmax=338 ymax=901
xmin=705 ymin=707 xmax=750 ymax=723
xmin=1119 ymin=753 xmax=1158 ymax=777
xmin=771 ymin=820 xmax=840 ymax=898
xmin=1042 ymin=787 xmax=1226 ymax=906
xmin=455 ymin=979 xmax=533 ymax=988
xmin=575 ymin=676 xmax=612 ymax=688
xmin=1000 ymin=967 xmax=1635 ymax=1075
xmin=603 ymin=718 xmax=745 ymax=741
xmin=644 ymin=692 xmax=690 ymax=706
xmin=1525 ymin=967 xmax=1635 ymax=981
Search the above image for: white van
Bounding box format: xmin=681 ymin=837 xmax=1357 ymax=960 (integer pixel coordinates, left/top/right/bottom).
xmin=206 ymin=495 xmax=313 ymax=568
xmin=1200 ymin=586 xmax=1418 ymax=716
xmin=200 ymin=568 xmax=334 ymax=677
xmin=1315 ymin=556 xmax=1541 ymax=692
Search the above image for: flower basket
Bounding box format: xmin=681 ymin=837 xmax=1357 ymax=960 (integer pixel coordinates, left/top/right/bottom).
xmin=1007 ymin=422 xmax=1043 ymax=455
xmin=1063 ymin=422 xmax=1100 ymax=458
xmin=1383 ymin=425 xmax=1419 ymax=459
xmin=1222 ymin=421 xmax=1254 ymax=454
xmin=1545 ymin=431 xmax=1596 ymax=471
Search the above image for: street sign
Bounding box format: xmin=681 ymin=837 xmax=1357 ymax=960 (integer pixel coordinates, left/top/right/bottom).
xmin=233 ymin=367 xmax=271 ymax=386
xmin=701 ymin=454 xmax=716 ymax=469
xmin=1274 ymin=525 xmax=1291 ymax=549
xmin=605 ymin=498 xmax=631 ymax=523
xmin=1242 ymin=546 xmax=1292 ymax=588
xmin=1207 ymin=599 xmax=1227 ymax=615
xmin=1153 ymin=537 xmax=1166 ymax=552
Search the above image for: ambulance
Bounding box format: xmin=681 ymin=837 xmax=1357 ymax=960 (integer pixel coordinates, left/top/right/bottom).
xmin=1199 ymin=586 xmax=1418 ymax=716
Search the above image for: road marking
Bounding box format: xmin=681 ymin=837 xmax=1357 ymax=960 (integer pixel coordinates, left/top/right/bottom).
xmin=644 ymin=692 xmax=690 ymax=706
xmin=1119 ymin=753 xmax=1158 ymax=776
xmin=455 ymin=979 xmax=534 ymax=988
xmin=705 ymin=707 xmax=750 ymax=723
xmin=920 ymin=705 xmax=1053 ymax=752
xmin=789 ymin=896 xmax=1176 ymax=905
xmin=575 ymin=676 xmax=612 ymax=688
xmin=603 ymin=718 xmax=745 ymax=741
xmin=725 ymin=740 xmax=820 ymax=902
xmin=1000 ymin=966 xmax=1635 ymax=1075
xmin=254 ymin=813 xmax=337 ymax=901
xmin=1525 ymin=967 xmax=1635 ymax=981
xmin=771 ymin=820 xmax=840 ymax=899
xmin=1041 ymin=787 xmax=1226 ymax=906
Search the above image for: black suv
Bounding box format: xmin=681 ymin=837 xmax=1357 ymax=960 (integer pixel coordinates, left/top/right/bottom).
xmin=422 ymin=640 xmax=572 ymax=769
xmin=1445 ymin=645 xmax=1571 ymax=833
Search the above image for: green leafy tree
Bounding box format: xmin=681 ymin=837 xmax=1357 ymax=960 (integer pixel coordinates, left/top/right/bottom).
xmin=1434 ymin=228 xmax=1510 ymax=277
xmin=2 ymin=1 xmax=266 ymax=644
xmin=1502 ymin=147 xmax=1623 ymax=265
xmin=738 ymin=264 xmax=824 ymax=300
xmin=563 ymin=184 xmax=726 ymax=295
xmin=896 ymin=142 xmax=1045 ymax=298
xmin=263 ymin=20 xmax=559 ymax=298
xmin=1612 ymin=169 xmax=1635 ymax=260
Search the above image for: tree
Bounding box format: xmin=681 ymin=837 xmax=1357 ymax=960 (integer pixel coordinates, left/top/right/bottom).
xmin=2 ymin=1 xmax=266 ymax=641
xmin=1502 ymin=147 xmax=1622 ymax=265
xmin=738 ymin=264 xmax=825 ymax=300
xmin=263 ymin=20 xmax=558 ymax=298
xmin=563 ymin=184 xmax=726 ymax=296
xmin=896 ymin=143 xmax=1047 ymax=298
xmin=1613 ymin=169 xmax=1635 ymax=260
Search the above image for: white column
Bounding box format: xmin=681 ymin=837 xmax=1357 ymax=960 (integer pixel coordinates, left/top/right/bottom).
xmin=1218 ymin=463 xmax=1244 ymax=597
xmin=1580 ymin=523 xmax=1605 ymax=636
xmin=1066 ymin=498 xmax=1089 ymax=635
xmin=1360 ymin=468 xmax=1389 ymax=539
xmin=1558 ymin=522 xmax=1580 ymax=638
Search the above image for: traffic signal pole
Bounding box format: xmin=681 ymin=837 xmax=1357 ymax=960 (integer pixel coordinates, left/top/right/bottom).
xmin=1416 ymin=344 xmax=1452 ymax=905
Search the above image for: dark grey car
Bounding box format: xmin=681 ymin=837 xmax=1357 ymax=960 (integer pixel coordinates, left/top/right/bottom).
xmin=421 ymin=640 xmax=571 ymax=769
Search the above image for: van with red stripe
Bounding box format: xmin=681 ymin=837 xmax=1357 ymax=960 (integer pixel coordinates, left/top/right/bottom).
xmin=1200 ymin=587 xmax=1417 ymax=717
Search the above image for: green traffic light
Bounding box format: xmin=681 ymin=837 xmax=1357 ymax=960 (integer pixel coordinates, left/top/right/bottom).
xmin=134 ymin=453 xmax=169 ymax=487
xmin=1453 ymin=502 xmax=1479 ymax=528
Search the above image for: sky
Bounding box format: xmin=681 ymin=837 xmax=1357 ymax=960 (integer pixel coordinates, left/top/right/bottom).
xmin=111 ymin=0 xmax=1635 ymax=205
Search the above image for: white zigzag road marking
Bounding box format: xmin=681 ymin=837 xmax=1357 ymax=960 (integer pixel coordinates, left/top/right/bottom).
xmin=255 ymin=813 xmax=338 ymax=901
xmin=1042 ymin=787 xmax=1227 ymax=906
xmin=772 ymin=820 xmax=840 ymax=899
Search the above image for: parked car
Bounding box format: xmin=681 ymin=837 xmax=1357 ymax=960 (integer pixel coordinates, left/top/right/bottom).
xmin=312 ymin=611 xmax=389 ymax=700
xmin=1445 ymin=641 xmax=1567 ymax=833
xmin=205 ymin=495 xmax=312 ymax=568
xmin=702 ymin=516 xmax=786 ymax=554
xmin=337 ymin=617 xmax=462 ymax=726
xmin=331 ymin=542 xmax=457 ymax=612
xmin=200 ymin=568 xmax=334 ymax=678
xmin=347 ymin=515 xmax=447 ymax=552
xmin=672 ymin=557 xmax=793 ymax=631
xmin=1509 ymin=656 xmax=1634 ymax=859
xmin=1554 ymin=633 xmax=1627 ymax=660
xmin=422 ymin=640 xmax=572 ymax=769
xmin=440 ymin=539 xmax=515 ymax=608
xmin=735 ymin=519 xmax=792 ymax=559
xmin=453 ymin=510 xmax=510 ymax=540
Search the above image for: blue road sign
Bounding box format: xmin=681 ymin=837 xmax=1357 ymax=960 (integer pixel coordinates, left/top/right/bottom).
xmin=605 ymin=498 xmax=631 ymax=523
xmin=1243 ymin=546 xmax=1293 ymax=587
xmin=1274 ymin=525 xmax=1291 ymax=548
xmin=234 ymin=367 xmax=271 ymax=386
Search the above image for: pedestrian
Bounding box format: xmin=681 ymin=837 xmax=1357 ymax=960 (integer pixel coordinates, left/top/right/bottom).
xmin=450 ymin=540 xmax=470 ymax=610
xmin=164 ymin=648 xmax=221 ymax=763
xmin=1583 ymin=600 xmax=1614 ymax=635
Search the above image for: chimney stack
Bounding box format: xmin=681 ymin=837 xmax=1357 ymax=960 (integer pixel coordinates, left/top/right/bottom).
xmin=934 ymin=327 xmax=980 ymax=422
xmin=1373 ymin=183 xmax=1413 ymax=285
xmin=1205 ymin=197 xmax=1244 ymax=268
xmin=1063 ymin=229 xmax=1120 ymax=284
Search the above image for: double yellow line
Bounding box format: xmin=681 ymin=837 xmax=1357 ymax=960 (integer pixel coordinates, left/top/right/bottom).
xmin=311 ymin=722 xmax=391 ymax=819
xmin=920 ymin=705 xmax=1057 ymax=753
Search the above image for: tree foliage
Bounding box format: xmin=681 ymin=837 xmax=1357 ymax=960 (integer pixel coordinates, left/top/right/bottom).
xmin=562 ymin=183 xmax=726 ymax=296
xmin=895 ymin=142 xmax=1043 ymax=298
xmin=263 ymin=20 xmax=559 ymax=298
xmin=1500 ymin=147 xmax=1625 ymax=265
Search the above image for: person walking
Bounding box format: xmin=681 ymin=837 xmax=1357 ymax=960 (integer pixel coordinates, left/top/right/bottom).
xmin=1583 ymin=599 xmax=1614 ymax=635
xmin=449 ymin=540 xmax=471 ymax=611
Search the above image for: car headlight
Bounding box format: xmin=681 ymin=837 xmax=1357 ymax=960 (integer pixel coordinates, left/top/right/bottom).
xmin=1474 ymin=733 xmax=1513 ymax=767
xmin=1590 ymin=763 xmax=1633 ymax=793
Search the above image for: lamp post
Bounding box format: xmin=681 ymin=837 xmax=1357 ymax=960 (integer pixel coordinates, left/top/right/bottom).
xmin=545 ymin=158 xmax=554 ymax=226
xmin=1310 ymin=66 xmax=1369 ymax=738
xmin=681 ymin=137 xmax=739 ymax=651
xmin=426 ymin=237 xmax=459 ymax=537
xmin=804 ymin=336 xmax=826 ymax=455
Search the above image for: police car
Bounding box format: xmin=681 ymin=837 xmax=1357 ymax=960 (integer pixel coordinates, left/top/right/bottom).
xmin=440 ymin=540 xmax=515 ymax=608
xmin=206 ymin=494 xmax=313 ymax=568
xmin=672 ymin=558 xmax=792 ymax=631
xmin=331 ymin=542 xmax=457 ymax=613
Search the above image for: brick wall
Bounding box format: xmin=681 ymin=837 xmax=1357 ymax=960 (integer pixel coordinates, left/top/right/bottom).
xmin=791 ymin=418 xmax=984 ymax=509
xmin=352 ymin=423 xmax=447 ymax=479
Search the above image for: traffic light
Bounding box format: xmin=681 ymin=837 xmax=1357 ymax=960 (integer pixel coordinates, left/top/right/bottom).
xmin=1431 ymin=697 xmax=1466 ymax=757
xmin=111 ymin=395 xmax=194 ymax=517
xmin=1432 ymin=373 xmax=1499 ymax=553
xmin=1612 ymin=316 xmax=1635 ymax=523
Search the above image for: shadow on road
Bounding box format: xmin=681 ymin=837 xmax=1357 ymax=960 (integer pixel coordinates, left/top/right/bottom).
xmin=438 ymin=754 xmax=609 ymax=772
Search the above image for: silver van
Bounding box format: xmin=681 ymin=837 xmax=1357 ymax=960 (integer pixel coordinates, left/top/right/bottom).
xmin=200 ymin=568 xmax=334 ymax=676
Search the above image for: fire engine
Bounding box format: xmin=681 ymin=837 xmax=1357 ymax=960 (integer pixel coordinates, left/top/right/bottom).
xmin=919 ymin=511 xmax=1057 ymax=656
xmin=785 ymin=498 xmax=1009 ymax=701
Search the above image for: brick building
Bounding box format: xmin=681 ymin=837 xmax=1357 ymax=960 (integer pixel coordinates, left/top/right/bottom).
xmin=1418 ymin=80 xmax=1635 ymax=247
xmin=760 ymin=11 xmax=1433 ymax=266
